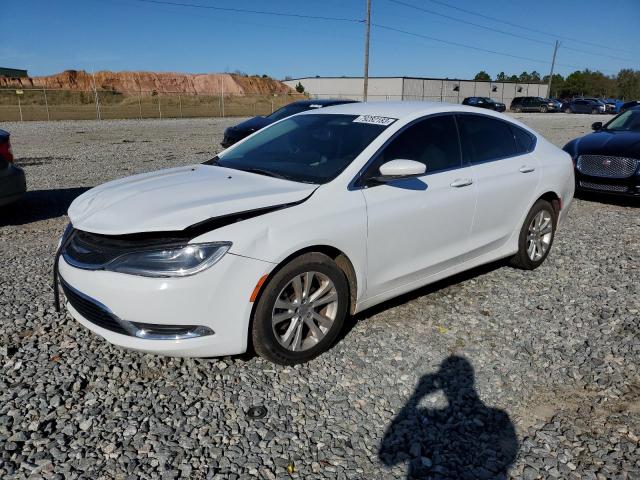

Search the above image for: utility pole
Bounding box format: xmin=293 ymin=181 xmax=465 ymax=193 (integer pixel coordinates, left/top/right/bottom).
xmin=363 ymin=0 xmax=371 ymax=102
xmin=547 ymin=40 xmax=560 ymax=98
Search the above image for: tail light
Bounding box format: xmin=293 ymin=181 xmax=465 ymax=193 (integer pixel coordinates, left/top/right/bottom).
xmin=0 ymin=138 xmax=14 ymax=163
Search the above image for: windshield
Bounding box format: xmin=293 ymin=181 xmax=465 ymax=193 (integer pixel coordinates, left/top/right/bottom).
xmin=215 ymin=114 xmax=391 ymax=184
xmin=604 ymin=110 xmax=640 ymax=132
xmin=266 ymin=103 xmax=313 ymax=121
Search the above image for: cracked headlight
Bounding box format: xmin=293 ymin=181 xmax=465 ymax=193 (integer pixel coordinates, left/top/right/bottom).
xmin=106 ymin=242 xmax=231 ymax=277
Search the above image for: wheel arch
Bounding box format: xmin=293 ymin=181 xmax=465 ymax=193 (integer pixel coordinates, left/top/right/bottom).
xmin=249 ymin=245 xmax=359 ymax=328
xmin=537 ymin=191 xmax=562 ymax=216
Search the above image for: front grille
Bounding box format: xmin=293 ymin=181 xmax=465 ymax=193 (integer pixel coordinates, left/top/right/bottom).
xmin=577 ymin=155 xmax=639 ymax=179
xmin=60 ymin=279 xmax=129 ymax=335
xmin=579 ymin=181 xmax=629 ymax=193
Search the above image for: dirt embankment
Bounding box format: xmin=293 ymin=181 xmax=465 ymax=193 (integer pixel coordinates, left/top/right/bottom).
xmin=0 ymin=70 xmax=293 ymax=95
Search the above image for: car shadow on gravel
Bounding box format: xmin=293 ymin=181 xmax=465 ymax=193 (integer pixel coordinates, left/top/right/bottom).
xmin=0 ymin=187 xmax=91 ymax=226
xmin=379 ymin=355 xmax=519 ymax=479
xmin=575 ymin=191 xmax=640 ymax=207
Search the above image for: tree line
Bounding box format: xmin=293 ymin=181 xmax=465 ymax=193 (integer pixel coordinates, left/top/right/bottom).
xmin=473 ymin=69 xmax=640 ymax=100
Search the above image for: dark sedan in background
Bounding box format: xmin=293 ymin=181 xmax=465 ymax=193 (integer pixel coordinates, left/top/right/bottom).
xmin=562 ymin=99 xmax=606 ymax=114
xmin=0 ymin=129 xmax=26 ymax=207
xmin=221 ymin=98 xmax=358 ymax=148
xmin=563 ymin=107 xmax=640 ymax=196
xmin=510 ymin=96 xmax=558 ymax=113
xmin=461 ymin=96 xmax=506 ymax=112
xmin=620 ymin=100 xmax=640 ymax=113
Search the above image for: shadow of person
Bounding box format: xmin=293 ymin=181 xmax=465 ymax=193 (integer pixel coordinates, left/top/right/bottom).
xmin=379 ymin=356 xmax=518 ymax=480
xmin=0 ymin=187 xmax=91 ymax=226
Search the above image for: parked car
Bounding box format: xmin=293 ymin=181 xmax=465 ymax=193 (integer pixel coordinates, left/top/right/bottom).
xmin=0 ymin=129 xmax=26 ymax=207
xmin=461 ymin=97 xmax=506 ymax=112
xmin=602 ymin=98 xmax=624 ymax=114
xmin=563 ymin=106 xmax=640 ymax=196
xmin=620 ymin=100 xmax=640 ymax=113
xmin=579 ymin=97 xmax=614 ymax=113
xmin=510 ymin=97 xmax=559 ymax=113
xmin=221 ymin=99 xmax=358 ymax=148
xmin=56 ymin=102 xmax=574 ymax=364
xmin=562 ymin=99 xmax=606 ymax=114
xmin=547 ymin=98 xmax=564 ymax=111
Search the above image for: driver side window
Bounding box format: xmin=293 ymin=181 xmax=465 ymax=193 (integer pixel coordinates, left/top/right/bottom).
xmin=375 ymin=115 xmax=462 ymax=174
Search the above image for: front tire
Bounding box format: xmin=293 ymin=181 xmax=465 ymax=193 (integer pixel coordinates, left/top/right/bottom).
xmin=540 ymin=105 xmax=548 ymax=113
xmin=251 ymin=253 xmax=349 ymax=365
xmin=510 ymin=199 xmax=557 ymax=270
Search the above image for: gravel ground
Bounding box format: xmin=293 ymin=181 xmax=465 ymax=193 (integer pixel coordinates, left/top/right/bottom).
xmin=1 ymin=113 xmax=638 ymax=480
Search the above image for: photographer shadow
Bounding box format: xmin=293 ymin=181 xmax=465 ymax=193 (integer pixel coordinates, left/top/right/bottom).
xmin=379 ymin=356 xmax=518 ymax=480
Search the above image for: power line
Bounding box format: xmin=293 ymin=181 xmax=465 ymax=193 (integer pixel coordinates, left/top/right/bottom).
xmin=132 ymin=0 xmax=364 ymax=23
xmin=389 ymin=0 xmax=636 ymax=63
xmin=423 ymin=0 xmax=636 ymax=56
xmin=372 ymin=22 xmax=617 ymax=74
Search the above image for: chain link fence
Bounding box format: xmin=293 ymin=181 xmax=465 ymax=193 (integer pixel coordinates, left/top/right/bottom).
xmin=0 ymin=88 xmax=304 ymax=122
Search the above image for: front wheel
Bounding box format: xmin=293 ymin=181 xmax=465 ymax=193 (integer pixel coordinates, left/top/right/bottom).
xmin=251 ymin=253 xmax=349 ymax=365
xmin=510 ymin=199 xmax=557 ymax=270
xmin=540 ymin=105 xmax=548 ymax=113
xmin=591 ymin=108 xmax=599 ymax=114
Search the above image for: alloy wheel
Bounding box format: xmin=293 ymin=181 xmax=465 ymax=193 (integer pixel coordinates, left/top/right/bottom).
xmin=271 ymin=271 xmax=339 ymax=352
xmin=526 ymin=210 xmax=553 ymax=261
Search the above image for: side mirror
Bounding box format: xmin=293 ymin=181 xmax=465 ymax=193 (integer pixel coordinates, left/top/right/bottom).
xmin=591 ymin=122 xmax=603 ymax=131
xmin=374 ymin=159 xmax=426 ymax=182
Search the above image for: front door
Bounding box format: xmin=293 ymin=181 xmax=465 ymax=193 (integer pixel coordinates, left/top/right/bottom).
xmin=361 ymin=114 xmax=477 ymax=299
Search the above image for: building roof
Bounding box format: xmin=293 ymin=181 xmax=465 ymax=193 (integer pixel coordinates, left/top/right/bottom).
xmin=283 ymin=76 xmax=546 ymax=85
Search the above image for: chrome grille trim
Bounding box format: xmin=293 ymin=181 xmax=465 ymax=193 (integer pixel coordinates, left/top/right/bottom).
xmin=579 ymin=181 xmax=629 ymax=193
xmin=577 ymin=155 xmax=638 ymax=179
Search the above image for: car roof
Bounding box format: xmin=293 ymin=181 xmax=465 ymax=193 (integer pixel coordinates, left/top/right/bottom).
xmin=290 ymin=99 xmax=358 ymax=106
xmin=296 ymin=100 xmax=514 ymax=120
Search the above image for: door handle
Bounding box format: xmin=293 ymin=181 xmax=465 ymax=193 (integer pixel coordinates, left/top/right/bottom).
xmin=519 ymin=166 xmax=536 ymax=173
xmin=450 ymin=178 xmax=473 ymax=188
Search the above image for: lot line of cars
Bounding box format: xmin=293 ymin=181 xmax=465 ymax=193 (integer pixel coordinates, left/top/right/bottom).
xmin=1 ymin=99 xmax=636 ymax=365
xmin=499 ymin=96 xmax=640 ymax=115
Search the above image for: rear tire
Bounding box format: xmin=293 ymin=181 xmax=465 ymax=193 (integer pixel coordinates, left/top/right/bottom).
xmin=563 ymin=107 xmax=572 ymax=114
xmin=512 ymin=106 xmax=522 ymax=113
xmin=540 ymin=105 xmax=548 ymax=113
xmin=251 ymin=253 xmax=349 ymax=365
xmin=510 ymin=199 xmax=557 ymax=270
xmin=591 ymin=108 xmax=599 ymax=114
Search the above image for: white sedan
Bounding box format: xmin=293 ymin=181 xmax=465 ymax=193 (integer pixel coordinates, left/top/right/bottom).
xmin=56 ymin=102 xmax=574 ymax=364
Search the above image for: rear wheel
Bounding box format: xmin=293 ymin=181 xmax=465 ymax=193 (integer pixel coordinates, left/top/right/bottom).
xmin=563 ymin=107 xmax=572 ymax=113
xmin=512 ymin=106 xmax=522 ymax=113
xmin=591 ymin=108 xmax=599 ymax=114
xmin=251 ymin=253 xmax=349 ymax=365
xmin=510 ymin=199 xmax=557 ymax=270
xmin=540 ymin=105 xmax=548 ymax=113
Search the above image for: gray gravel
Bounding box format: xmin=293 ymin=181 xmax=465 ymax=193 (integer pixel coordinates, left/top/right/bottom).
xmin=1 ymin=114 xmax=639 ymax=479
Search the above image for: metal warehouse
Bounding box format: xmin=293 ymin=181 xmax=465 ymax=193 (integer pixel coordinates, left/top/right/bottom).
xmin=283 ymin=76 xmax=549 ymax=105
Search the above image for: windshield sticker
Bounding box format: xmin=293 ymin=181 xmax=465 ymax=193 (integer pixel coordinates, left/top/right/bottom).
xmin=353 ymin=115 xmax=397 ymax=126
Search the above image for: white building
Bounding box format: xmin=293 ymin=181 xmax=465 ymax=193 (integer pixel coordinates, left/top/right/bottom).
xmin=283 ymin=76 xmax=549 ymax=106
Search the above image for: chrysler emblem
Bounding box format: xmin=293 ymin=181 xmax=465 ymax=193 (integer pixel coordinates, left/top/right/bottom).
xmin=602 ymin=159 xmax=612 ymax=166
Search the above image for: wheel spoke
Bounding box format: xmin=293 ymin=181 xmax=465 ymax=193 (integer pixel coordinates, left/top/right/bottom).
xmin=292 ymin=276 xmax=303 ymax=303
xmin=311 ymin=311 xmax=334 ymax=329
xmin=291 ymin=322 xmax=304 ymax=351
xmin=311 ymin=291 xmax=337 ymax=308
xmin=304 ymin=317 xmax=324 ymax=341
xmin=527 ymin=241 xmax=536 ymax=259
xmin=280 ymin=319 xmax=298 ymax=346
xmin=303 ymin=272 xmax=314 ymax=300
xmin=273 ymin=311 xmax=296 ymax=324
xmin=275 ymin=298 xmax=296 ymax=310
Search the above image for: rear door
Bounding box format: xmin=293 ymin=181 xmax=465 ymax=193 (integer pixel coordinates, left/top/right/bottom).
xmin=456 ymin=113 xmax=540 ymax=257
xmin=361 ymin=114 xmax=476 ymax=298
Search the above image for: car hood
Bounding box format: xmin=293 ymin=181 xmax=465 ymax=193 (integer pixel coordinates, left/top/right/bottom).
xmin=228 ymin=116 xmax=272 ymax=133
xmin=68 ymin=165 xmax=317 ymax=235
xmin=575 ymin=131 xmax=640 ymax=158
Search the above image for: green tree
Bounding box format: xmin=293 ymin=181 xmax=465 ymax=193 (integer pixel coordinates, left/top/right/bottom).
xmin=295 ymin=82 xmax=305 ymax=93
xmin=508 ymin=75 xmax=519 ymax=82
xmin=616 ymin=69 xmax=640 ymax=99
xmin=542 ymin=74 xmax=565 ymax=98
xmin=473 ymin=71 xmax=491 ymax=81
xmin=518 ymin=71 xmax=531 ymax=82
xmin=495 ymin=72 xmax=507 ymax=82
xmin=529 ymin=71 xmax=541 ymax=82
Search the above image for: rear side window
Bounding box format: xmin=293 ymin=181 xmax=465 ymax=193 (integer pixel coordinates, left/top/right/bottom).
xmin=457 ymin=114 xmax=517 ymax=163
xmin=376 ymin=115 xmax=462 ymax=174
xmin=511 ymin=125 xmax=536 ymax=153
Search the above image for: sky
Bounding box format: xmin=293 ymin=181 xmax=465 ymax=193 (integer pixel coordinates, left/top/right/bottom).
xmin=2 ymin=0 xmax=639 ymax=80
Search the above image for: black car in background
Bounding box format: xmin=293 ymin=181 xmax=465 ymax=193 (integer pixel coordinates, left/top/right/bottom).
xmin=562 ymin=99 xmax=606 ymax=114
xmin=461 ymin=97 xmax=506 ymax=112
xmin=0 ymin=130 xmax=26 ymax=207
xmin=620 ymin=100 xmax=640 ymax=113
xmin=563 ymin=107 xmax=640 ymax=196
xmin=221 ymin=99 xmax=358 ymax=148
xmin=510 ymin=97 xmax=558 ymax=113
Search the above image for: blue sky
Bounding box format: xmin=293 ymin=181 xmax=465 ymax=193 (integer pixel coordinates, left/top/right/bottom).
xmin=2 ymin=0 xmax=639 ymax=80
